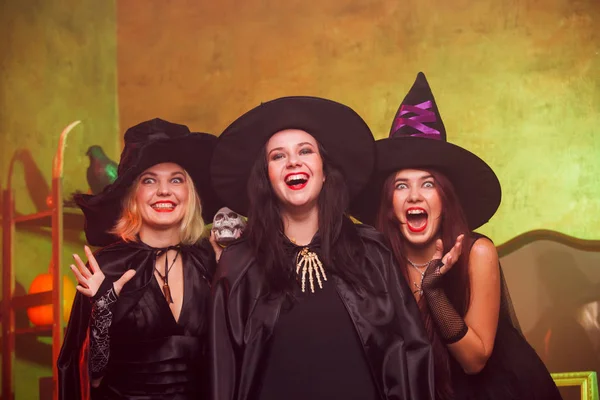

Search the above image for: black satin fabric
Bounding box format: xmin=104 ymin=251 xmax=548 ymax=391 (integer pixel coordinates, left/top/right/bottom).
xmin=210 ymin=223 xmax=435 ymax=400
xmin=58 ymin=240 xmax=215 ymax=400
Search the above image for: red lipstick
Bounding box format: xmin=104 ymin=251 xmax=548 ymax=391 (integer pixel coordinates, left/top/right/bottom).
xmin=284 ymin=173 xmax=309 ymax=191
xmin=151 ymin=201 xmax=176 ymax=213
xmin=406 ymin=207 xmax=428 ymax=232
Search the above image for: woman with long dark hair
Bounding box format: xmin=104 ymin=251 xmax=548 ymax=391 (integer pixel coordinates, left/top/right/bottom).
xmin=352 ymin=73 xmax=562 ymax=400
xmin=209 ymin=96 xmax=441 ymax=400
xmin=58 ymin=119 xmax=222 ymax=399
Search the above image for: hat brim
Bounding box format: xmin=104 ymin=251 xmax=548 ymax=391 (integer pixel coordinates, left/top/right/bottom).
xmin=76 ymin=133 xmax=221 ymax=247
xmin=211 ymin=96 xmax=375 ymax=215
xmin=351 ymin=137 xmax=501 ymax=230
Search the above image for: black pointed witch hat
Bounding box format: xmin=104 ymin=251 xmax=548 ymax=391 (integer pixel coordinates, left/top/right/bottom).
xmin=352 ymin=72 xmax=501 ymax=229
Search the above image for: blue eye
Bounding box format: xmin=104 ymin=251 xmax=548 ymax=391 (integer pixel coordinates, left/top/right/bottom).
xmin=395 ymin=182 xmax=408 ymax=190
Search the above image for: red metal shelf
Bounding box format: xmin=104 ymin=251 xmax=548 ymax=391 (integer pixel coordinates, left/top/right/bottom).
xmin=13 ymin=207 xmax=83 ymax=230
xmin=12 ymin=210 xmax=52 ymax=224
xmin=3 ymin=120 xmax=83 ymax=400
xmin=10 ymin=291 xmax=53 ymax=310
xmin=14 ymin=325 xmax=52 ymax=336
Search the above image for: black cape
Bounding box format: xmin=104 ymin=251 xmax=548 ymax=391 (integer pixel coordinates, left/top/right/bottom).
xmin=58 ymin=239 xmax=215 ymax=400
xmin=210 ymin=223 xmax=435 ymax=400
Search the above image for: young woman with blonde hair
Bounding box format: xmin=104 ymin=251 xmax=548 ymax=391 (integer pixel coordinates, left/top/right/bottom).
xmin=58 ymin=119 xmax=221 ymax=400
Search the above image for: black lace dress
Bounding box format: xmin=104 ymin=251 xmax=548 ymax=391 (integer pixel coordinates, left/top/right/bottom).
xmin=450 ymin=234 xmax=562 ymax=400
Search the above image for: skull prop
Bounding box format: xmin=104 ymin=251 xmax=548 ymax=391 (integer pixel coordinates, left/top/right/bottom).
xmin=212 ymin=207 xmax=246 ymax=246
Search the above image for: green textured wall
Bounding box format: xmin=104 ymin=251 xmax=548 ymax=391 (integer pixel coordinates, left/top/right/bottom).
xmin=117 ymin=0 xmax=600 ymax=244
xmin=2 ymin=0 xmax=598 ymax=396
xmin=0 ymin=0 xmax=118 ymax=398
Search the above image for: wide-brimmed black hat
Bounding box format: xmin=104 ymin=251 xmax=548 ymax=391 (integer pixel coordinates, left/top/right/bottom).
xmin=351 ymin=72 xmax=501 ymax=229
xmin=210 ymin=96 xmax=375 ymax=215
xmin=75 ymin=118 xmax=222 ymax=247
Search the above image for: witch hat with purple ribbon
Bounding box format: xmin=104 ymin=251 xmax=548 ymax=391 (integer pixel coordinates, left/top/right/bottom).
xmin=351 ymin=72 xmax=501 ymax=229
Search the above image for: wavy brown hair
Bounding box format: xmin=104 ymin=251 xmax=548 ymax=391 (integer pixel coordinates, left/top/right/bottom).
xmin=376 ymin=168 xmax=472 ymax=400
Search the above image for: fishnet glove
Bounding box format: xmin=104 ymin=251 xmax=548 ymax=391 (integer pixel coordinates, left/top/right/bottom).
xmin=89 ymin=279 xmax=117 ymax=380
xmin=422 ymin=259 xmax=468 ymax=344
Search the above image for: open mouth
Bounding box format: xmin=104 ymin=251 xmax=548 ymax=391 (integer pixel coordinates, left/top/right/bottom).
xmin=151 ymin=201 xmax=176 ymax=213
xmin=285 ymin=173 xmax=309 ymax=190
xmin=406 ymin=207 xmax=428 ymax=232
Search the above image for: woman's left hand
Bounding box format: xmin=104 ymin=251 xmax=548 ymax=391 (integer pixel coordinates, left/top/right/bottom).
xmin=209 ymin=230 xmax=224 ymax=263
xmin=432 ymin=234 xmax=464 ymax=275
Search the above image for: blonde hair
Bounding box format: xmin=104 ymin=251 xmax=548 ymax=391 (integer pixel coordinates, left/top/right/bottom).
xmin=111 ymin=169 xmax=206 ymax=245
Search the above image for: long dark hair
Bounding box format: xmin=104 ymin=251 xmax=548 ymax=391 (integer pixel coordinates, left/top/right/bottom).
xmin=376 ymin=168 xmax=472 ymax=400
xmin=245 ymin=142 xmax=371 ymax=296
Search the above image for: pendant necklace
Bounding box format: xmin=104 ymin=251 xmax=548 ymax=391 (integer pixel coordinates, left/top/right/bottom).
xmin=154 ymin=249 xmax=180 ymax=303
xmin=407 ymin=258 xmax=429 ymax=296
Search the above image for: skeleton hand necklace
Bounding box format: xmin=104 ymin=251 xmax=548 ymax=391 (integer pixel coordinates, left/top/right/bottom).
xmin=290 ymin=237 xmax=327 ymax=293
xmin=296 ymin=247 xmax=328 ymax=293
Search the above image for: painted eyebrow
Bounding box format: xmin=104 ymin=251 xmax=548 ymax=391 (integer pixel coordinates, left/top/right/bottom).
xmin=267 ymin=142 xmax=316 ymax=156
xmin=394 ymin=174 xmax=434 ymax=183
xmin=140 ymin=171 xmax=185 ymax=177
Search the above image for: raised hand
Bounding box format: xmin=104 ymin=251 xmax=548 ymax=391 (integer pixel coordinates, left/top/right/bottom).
xmin=431 ymin=234 xmax=464 ymax=275
xmin=70 ymin=245 xmax=136 ymax=298
xmin=71 ymin=245 xmax=105 ymax=298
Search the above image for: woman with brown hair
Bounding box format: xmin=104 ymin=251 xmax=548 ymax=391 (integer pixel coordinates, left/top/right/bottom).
xmin=58 ymin=119 xmax=221 ymax=399
xmin=352 ymin=73 xmax=562 ymax=400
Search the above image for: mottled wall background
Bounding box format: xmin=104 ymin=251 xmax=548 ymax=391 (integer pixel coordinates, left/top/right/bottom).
xmin=0 ymin=0 xmax=118 ymax=398
xmin=117 ymin=0 xmax=600 ymax=245
xmin=1 ymin=0 xmax=599 ymax=397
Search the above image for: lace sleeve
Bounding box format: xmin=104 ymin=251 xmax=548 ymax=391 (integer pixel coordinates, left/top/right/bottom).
xmin=88 ymin=280 xmax=118 ymax=379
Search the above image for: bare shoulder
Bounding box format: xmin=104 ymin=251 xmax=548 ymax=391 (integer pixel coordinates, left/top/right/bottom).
xmin=468 ymin=237 xmax=499 ymax=274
